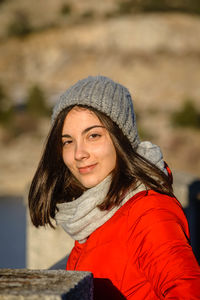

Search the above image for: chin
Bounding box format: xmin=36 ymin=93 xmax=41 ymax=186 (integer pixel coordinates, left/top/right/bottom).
xmin=81 ymin=177 xmax=103 ymax=189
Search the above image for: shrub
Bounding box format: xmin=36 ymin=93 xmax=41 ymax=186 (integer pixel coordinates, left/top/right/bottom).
xmin=7 ymin=11 xmax=32 ymax=38
xmin=26 ymin=84 xmax=50 ymax=118
xmin=0 ymin=85 xmax=14 ymax=127
xmin=60 ymin=3 xmax=72 ymax=16
xmin=81 ymin=10 xmax=95 ymax=20
xmin=117 ymin=0 xmax=135 ymax=15
xmin=171 ymin=99 xmax=200 ymax=129
xmin=116 ymin=0 xmax=200 ymax=15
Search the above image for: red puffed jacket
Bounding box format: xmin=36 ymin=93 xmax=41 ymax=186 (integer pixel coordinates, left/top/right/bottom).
xmin=67 ymin=190 xmax=200 ymax=299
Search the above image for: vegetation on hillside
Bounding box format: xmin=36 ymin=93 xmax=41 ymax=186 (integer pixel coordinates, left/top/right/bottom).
xmin=7 ymin=11 xmax=32 ymax=37
xmin=26 ymin=85 xmax=50 ymax=118
xmin=2 ymin=0 xmax=200 ymax=39
xmin=0 ymin=85 xmax=14 ymax=128
xmin=117 ymin=0 xmax=200 ymax=15
xmin=0 ymin=83 xmax=50 ymax=138
xmin=171 ymin=99 xmax=200 ymax=129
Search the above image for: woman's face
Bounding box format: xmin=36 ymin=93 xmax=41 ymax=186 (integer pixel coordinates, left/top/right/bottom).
xmin=61 ymin=107 xmax=117 ymax=188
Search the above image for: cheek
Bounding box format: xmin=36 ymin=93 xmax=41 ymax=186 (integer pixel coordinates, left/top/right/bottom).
xmin=62 ymin=150 xmax=73 ymax=169
xmin=108 ymin=144 xmax=117 ymax=169
xmin=97 ymin=142 xmax=116 ymax=167
xmin=108 ymin=148 xmax=117 ymax=169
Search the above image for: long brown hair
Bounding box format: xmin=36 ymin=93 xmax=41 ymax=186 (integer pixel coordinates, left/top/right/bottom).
xmin=28 ymin=105 xmax=174 ymax=228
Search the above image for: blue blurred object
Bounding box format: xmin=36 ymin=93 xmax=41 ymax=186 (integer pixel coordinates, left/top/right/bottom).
xmin=184 ymin=180 xmax=200 ymax=265
xmin=0 ymin=196 xmax=26 ymax=268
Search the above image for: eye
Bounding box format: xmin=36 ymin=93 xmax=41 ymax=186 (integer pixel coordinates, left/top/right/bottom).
xmin=62 ymin=140 xmax=72 ymax=146
xmin=89 ymin=133 xmax=101 ymax=140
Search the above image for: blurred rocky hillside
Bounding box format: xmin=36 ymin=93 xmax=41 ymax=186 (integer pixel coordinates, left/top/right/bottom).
xmin=0 ymin=0 xmax=200 ymax=195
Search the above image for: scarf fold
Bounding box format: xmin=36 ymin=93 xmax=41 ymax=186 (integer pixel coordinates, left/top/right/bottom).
xmin=55 ymin=141 xmax=167 ymax=243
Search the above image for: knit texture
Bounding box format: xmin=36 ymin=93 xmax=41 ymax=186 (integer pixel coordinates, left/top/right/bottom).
xmin=52 ymin=76 xmax=139 ymax=149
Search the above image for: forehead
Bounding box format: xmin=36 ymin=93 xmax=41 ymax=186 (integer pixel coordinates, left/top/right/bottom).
xmin=62 ymin=107 xmax=102 ymax=131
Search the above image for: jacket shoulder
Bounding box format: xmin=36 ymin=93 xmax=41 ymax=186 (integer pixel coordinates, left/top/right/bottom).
xmin=127 ymin=190 xmax=183 ymax=216
xmin=125 ymin=190 xmax=189 ymax=237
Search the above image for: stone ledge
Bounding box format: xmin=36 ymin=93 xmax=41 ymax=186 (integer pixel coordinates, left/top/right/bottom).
xmin=0 ymin=269 xmax=93 ymax=300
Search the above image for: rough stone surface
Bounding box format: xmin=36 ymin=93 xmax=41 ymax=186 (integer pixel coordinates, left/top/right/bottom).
xmin=0 ymin=269 xmax=93 ymax=300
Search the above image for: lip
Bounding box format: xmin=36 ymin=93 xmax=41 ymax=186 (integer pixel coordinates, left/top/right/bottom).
xmin=78 ymin=163 xmax=97 ymax=174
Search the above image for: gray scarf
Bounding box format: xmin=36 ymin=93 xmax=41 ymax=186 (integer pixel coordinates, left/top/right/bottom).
xmin=55 ymin=141 xmax=167 ymax=243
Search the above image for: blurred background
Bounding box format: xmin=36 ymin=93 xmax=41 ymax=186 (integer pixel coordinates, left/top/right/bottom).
xmin=0 ymin=0 xmax=200 ymax=269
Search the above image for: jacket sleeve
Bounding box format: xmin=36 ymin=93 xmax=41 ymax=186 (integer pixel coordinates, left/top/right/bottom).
xmin=128 ymin=193 xmax=200 ymax=299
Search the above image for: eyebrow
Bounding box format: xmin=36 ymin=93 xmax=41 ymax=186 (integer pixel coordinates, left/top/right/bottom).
xmin=62 ymin=125 xmax=105 ymax=138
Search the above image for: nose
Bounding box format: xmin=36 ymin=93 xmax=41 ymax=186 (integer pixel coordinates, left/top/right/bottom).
xmin=74 ymin=140 xmax=89 ymax=161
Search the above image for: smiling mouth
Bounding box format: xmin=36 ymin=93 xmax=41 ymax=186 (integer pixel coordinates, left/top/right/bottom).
xmin=78 ymin=163 xmax=97 ymax=174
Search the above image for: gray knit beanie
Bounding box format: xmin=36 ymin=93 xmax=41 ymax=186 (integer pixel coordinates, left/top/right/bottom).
xmin=52 ymin=75 xmax=139 ymax=149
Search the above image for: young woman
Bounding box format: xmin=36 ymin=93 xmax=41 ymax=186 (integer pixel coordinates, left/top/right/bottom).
xmin=29 ymin=76 xmax=200 ymax=299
